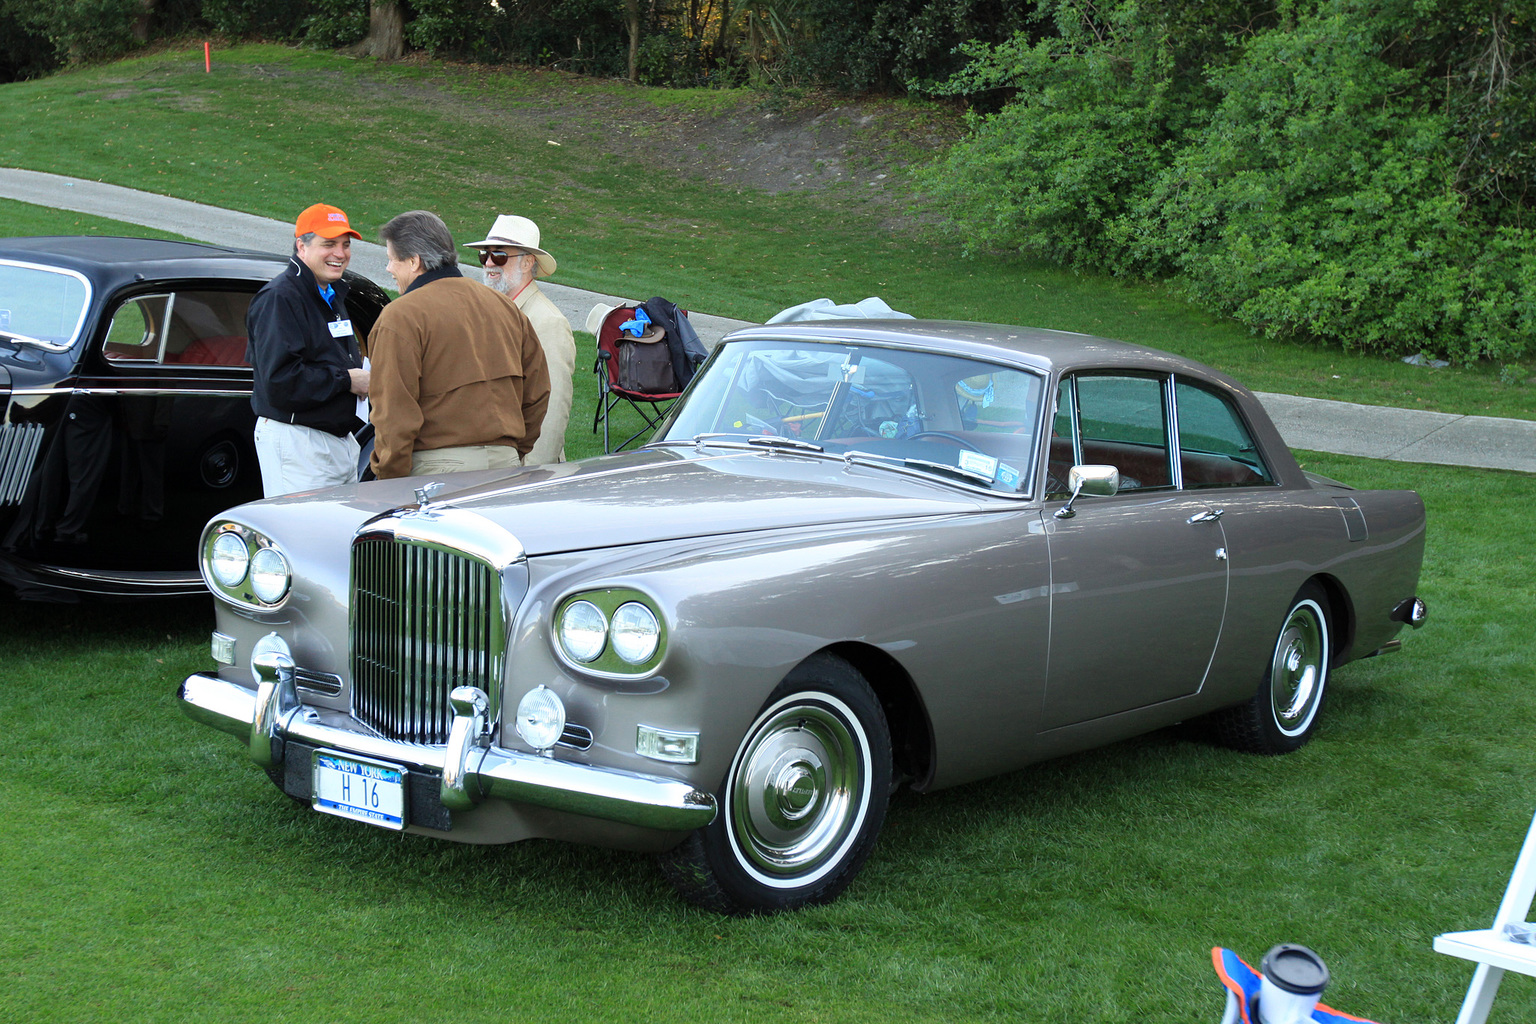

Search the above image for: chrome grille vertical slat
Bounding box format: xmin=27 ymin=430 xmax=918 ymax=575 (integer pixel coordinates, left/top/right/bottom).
xmin=0 ymin=422 xmax=45 ymax=505
xmin=349 ymin=532 xmax=506 ymax=745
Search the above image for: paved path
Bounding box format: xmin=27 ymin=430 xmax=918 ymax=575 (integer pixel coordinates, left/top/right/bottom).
xmin=5 ymin=167 xmax=1533 ymax=474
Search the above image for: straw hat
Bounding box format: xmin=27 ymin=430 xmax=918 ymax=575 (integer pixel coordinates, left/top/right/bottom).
xmin=463 ymin=214 xmax=557 ymax=277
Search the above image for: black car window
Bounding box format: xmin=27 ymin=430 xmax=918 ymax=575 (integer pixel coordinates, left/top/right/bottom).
xmin=103 ymin=290 xmax=252 ymax=368
xmin=1070 ymin=374 xmax=1172 ymax=491
xmin=0 ymin=261 xmax=92 ymax=353
xmin=1174 ymin=379 xmax=1273 ymax=487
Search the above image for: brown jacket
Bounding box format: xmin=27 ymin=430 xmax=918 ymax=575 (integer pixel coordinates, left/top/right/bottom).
xmin=367 ymin=267 xmax=550 ymax=479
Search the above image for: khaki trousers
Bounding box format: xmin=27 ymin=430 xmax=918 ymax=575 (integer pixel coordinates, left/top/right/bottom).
xmin=409 ymin=444 xmax=522 ymax=476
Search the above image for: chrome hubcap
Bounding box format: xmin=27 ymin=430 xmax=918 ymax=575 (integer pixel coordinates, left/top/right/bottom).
xmin=1271 ymin=601 xmax=1326 ymax=735
xmin=730 ymin=702 xmax=864 ymax=878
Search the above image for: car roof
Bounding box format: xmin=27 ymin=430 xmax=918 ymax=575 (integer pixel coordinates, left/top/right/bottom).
xmin=721 ymin=319 xmax=1238 ymax=384
xmin=0 ymin=235 xmax=332 ymax=292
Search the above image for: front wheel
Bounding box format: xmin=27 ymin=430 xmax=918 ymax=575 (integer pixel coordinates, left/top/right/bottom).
xmin=1211 ymin=583 xmax=1332 ymax=755
xmin=658 ymin=655 xmax=891 ymax=914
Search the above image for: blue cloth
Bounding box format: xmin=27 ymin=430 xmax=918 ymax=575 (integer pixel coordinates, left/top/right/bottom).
xmin=619 ymin=307 xmax=652 ymax=337
xmin=318 ymin=283 xmax=335 ymax=306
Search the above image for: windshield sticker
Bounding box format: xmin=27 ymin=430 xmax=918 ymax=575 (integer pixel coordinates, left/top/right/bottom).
xmin=958 ymin=449 xmax=999 ymax=481
xmin=996 ymin=462 xmax=1022 ymax=490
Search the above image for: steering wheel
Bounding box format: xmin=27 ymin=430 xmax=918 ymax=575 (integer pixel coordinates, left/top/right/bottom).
xmin=907 ymin=431 xmax=969 ymax=446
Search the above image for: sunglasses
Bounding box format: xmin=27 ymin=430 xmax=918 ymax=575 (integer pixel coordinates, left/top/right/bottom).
xmin=477 ymin=249 xmax=530 ymax=267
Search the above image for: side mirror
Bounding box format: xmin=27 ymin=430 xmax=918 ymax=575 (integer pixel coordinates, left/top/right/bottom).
xmin=1054 ymin=464 xmax=1120 ymax=519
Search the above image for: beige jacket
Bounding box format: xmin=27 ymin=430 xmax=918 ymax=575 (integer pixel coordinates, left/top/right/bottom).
xmin=515 ymin=281 xmax=577 ymax=465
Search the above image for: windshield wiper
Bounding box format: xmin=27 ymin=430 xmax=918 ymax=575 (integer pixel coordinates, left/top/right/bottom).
xmin=843 ymin=449 xmax=996 ymax=485
xmin=746 ymin=435 xmax=825 ymax=454
xmin=0 ymin=334 xmax=69 ymax=359
xmin=662 ymin=433 xmax=827 ymax=454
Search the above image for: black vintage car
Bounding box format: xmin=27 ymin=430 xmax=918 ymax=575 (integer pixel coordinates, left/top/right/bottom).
xmin=0 ymin=237 xmax=389 ymax=600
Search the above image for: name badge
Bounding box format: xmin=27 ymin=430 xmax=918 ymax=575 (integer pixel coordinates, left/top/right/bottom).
xmin=329 ymin=319 xmax=354 ymax=338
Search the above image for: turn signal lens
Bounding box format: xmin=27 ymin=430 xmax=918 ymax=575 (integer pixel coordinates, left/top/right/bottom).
xmin=515 ymin=685 xmax=567 ymax=751
xmin=636 ymin=725 xmax=699 ymax=765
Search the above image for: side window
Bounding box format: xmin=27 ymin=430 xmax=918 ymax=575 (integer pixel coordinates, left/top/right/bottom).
xmin=101 ymin=290 xmax=252 ymax=368
xmin=103 ymin=294 xmax=170 ymax=362
xmin=1071 ymin=374 xmax=1172 ymax=490
xmin=1175 ymin=380 xmax=1273 ymax=487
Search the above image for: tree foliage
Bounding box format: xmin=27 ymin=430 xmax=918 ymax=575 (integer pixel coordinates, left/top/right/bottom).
xmin=922 ymin=0 xmax=1536 ymax=362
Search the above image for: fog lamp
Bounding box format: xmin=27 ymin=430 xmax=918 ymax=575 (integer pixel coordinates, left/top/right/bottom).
xmin=516 ymin=686 xmax=566 ymax=752
xmin=636 ymin=725 xmax=699 ymax=765
xmin=249 ymin=632 xmax=292 ymax=684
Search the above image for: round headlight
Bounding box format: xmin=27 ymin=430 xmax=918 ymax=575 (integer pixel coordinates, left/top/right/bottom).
xmin=610 ymin=602 xmax=660 ymax=665
xmin=559 ymin=600 xmax=607 ymax=663
xmin=515 ymin=685 xmax=567 ymax=751
xmin=209 ymin=531 xmax=250 ymax=587
xmin=248 ymin=546 xmax=291 ymax=604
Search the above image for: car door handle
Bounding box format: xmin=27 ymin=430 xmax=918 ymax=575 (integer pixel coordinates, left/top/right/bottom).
xmin=1187 ymin=508 xmax=1225 ymax=524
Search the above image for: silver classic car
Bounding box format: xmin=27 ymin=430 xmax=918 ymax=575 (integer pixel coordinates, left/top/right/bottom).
xmin=178 ymin=320 xmax=1427 ymax=913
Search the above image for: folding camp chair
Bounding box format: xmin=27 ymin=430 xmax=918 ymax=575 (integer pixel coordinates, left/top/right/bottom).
xmin=591 ymin=304 xmax=688 ymax=453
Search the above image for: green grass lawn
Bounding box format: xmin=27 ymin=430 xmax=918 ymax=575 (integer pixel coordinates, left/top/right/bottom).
xmin=1 ymin=44 xmax=1532 ymax=419
xmin=1 ymin=456 xmax=1532 ymax=1023
xmin=2 ymin=46 xmax=1535 ymax=1024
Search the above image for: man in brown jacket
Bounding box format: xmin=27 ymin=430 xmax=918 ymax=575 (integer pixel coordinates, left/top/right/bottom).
xmin=368 ymin=210 xmax=550 ymax=480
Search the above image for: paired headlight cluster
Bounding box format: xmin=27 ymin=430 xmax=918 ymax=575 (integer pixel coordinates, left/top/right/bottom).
xmin=554 ymin=589 xmax=666 ymax=674
xmin=203 ymin=522 xmax=292 ymax=608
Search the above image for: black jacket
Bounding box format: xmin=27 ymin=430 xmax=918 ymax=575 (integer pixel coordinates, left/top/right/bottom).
xmin=641 ymin=297 xmax=708 ymax=391
xmin=246 ymin=257 xmax=365 ymax=436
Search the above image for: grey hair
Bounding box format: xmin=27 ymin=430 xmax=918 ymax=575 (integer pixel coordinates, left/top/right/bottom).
xmin=295 ymin=232 xmax=316 ymax=254
xmin=379 ymin=211 xmax=456 ymax=271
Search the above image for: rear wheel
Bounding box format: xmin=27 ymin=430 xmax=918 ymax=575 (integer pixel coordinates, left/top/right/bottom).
xmin=658 ymin=654 xmax=891 ymax=914
xmin=1212 ymin=583 xmax=1332 ymax=755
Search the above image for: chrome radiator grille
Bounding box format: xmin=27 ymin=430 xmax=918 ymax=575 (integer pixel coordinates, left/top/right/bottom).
xmin=350 ymin=536 xmax=506 ymax=744
xmin=0 ymin=422 xmax=44 ymax=505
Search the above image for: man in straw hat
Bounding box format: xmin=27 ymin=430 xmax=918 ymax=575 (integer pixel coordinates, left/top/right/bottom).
xmin=246 ymin=202 xmax=370 ymax=496
xmin=464 ymin=214 xmax=576 ymax=464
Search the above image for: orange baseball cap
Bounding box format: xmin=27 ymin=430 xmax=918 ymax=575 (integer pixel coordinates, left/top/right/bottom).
xmin=294 ymin=203 xmax=361 ymax=240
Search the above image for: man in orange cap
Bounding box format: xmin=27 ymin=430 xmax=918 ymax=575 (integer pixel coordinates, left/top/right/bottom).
xmin=246 ymin=203 xmax=371 ymax=496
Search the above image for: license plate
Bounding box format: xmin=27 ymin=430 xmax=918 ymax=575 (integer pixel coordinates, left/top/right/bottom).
xmin=312 ymin=750 xmax=406 ymax=831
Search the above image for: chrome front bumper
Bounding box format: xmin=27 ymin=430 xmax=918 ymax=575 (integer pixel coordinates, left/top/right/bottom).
xmin=177 ymin=656 xmax=717 ymax=833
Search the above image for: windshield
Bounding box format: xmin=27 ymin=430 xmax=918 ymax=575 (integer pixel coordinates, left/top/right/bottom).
xmin=658 ymin=339 xmax=1045 ymax=495
xmin=0 ymin=260 xmax=92 ymax=352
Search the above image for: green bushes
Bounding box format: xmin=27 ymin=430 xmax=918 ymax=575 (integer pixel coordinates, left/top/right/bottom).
xmin=1 ymin=0 xmax=156 ymax=65
xmin=924 ymin=1 xmax=1536 ymax=363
